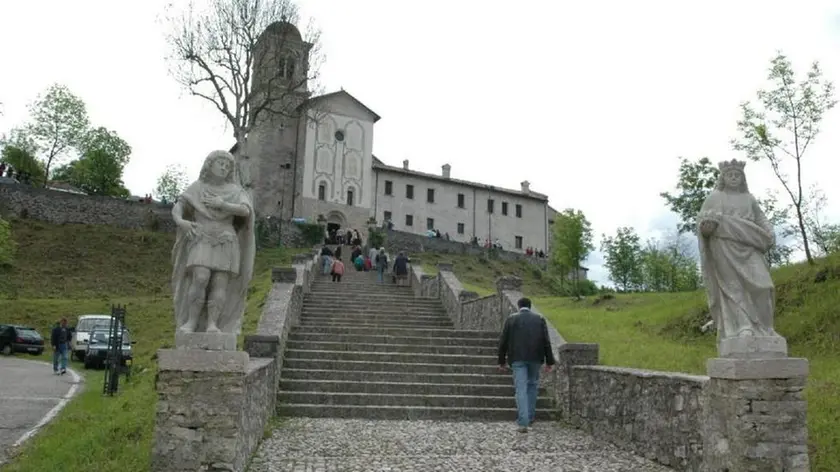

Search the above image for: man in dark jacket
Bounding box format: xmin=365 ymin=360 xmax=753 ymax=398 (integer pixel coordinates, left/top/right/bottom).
xmin=497 ymin=297 xmax=555 ymax=432
xmin=51 ymin=317 xmax=71 ymax=375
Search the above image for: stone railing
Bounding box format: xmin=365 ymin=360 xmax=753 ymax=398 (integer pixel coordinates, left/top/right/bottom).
xmin=405 ymin=265 xmax=810 ymax=471
xmin=152 ymin=250 xmax=319 ymax=472
xmin=384 ymin=228 xmax=548 ymax=267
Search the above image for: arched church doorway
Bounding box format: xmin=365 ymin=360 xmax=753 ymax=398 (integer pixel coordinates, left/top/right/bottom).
xmin=325 ymin=211 xmax=346 ymax=244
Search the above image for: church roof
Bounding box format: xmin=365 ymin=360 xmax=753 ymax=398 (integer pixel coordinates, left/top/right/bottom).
xmin=299 ymin=90 xmax=381 ymax=122
xmin=371 ymin=155 xmax=549 ymax=202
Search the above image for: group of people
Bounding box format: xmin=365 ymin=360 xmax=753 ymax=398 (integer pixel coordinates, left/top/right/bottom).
xmin=326 ymin=228 xmax=363 ymax=246
xmin=0 ymin=163 xmax=33 ymax=184
xmin=319 ymin=243 xmax=410 ymax=285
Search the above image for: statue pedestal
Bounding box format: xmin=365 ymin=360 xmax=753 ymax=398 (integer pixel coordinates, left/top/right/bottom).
xmin=152 ymin=334 xmax=253 ymax=471
xmin=703 ymin=357 xmax=810 ymax=472
xmin=719 ymin=335 xmax=788 ymax=359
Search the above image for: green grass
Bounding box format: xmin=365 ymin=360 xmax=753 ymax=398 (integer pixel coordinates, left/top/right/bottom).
xmin=0 ymin=220 xmax=308 ymax=472
xmin=416 ymin=252 xmax=553 ymax=297
xmin=533 ymin=253 xmax=840 ymax=472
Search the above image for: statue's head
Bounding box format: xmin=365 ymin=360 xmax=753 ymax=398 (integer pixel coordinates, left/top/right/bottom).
xmin=716 ymin=159 xmax=749 ymax=193
xmin=200 ymin=150 xmax=237 ymax=184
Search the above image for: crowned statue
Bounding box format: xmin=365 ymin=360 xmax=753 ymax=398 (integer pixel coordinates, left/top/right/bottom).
xmin=171 ymin=150 xmax=256 ymax=335
xmin=697 ymin=159 xmax=787 ymax=358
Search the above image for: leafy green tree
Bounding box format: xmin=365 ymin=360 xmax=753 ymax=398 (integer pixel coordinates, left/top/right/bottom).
xmin=78 ymin=127 xmax=132 ymax=166
xmin=732 ymin=52 xmax=837 ymax=265
xmin=55 ymin=150 xmax=130 ymax=196
xmin=638 ymin=236 xmax=699 ymax=293
xmin=1 ymin=145 xmax=46 ymax=184
xmin=804 ymin=187 xmax=840 ymax=256
xmin=600 ymin=226 xmax=642 ymax=291
xmin=27 ymin=84 xmax=90 ymax=186
xmin=549 ymin=209 xmax=594 ymax=297
xmin=660 ymin=157 xmax=719 ymax=234
xmin=0 ymin=217 xmax=16 ymax=267
xmin=154 ymin=164 xmax=189 ymax=202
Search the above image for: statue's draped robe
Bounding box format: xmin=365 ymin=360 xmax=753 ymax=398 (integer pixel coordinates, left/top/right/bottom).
xmin=697 ymin=190 xmax=777 ymax=340
xmin=171 ymin=181 xmax=256 ymax=334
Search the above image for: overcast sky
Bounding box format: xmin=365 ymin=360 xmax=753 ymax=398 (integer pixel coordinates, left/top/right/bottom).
xmin=2 ymin=0 xmax=839 ymax=285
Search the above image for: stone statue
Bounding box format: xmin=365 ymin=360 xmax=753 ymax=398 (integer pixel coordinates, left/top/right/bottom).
xmin=697 ymin=159 xmax=787 ymax=358
xmin=171 ymin=150 xmax=256 ymax=334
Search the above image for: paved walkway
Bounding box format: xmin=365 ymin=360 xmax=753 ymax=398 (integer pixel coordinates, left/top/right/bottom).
xmin=0 ymin=356 xmax=81 ymax=464
xmin=250 ymin=418 xmax=672 ymax=472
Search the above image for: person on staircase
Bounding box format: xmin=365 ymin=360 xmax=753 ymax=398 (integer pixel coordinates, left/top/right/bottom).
xmin=331 ymin=257 xmax=345 ymax=282
xmin=375 ymin=248 xmax=388 ymax=283
xmin=497 ymin=297 xmax=556 ymax=433
xmin=393 ymin=251 xmax=409 ymax=286
xmin=320 ymin=245 xmax=334 ymax=275
xmin=334 ymin=244 xmax=342 ymax=261
xmin=353 ymin=252 xmax=365 ymax=271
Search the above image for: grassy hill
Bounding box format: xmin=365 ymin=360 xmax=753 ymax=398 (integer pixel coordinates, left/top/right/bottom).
xmin=414 ymin=251 xmax=555 ymax=297
xmin=0 ymin=219 xmax=309 ymax=472
xmin=535 ymin=254 xmax=840 ymax=472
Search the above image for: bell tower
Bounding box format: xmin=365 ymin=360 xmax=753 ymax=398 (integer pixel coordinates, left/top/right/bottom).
xmin=243 ymin=20 xmax=313 ymax=219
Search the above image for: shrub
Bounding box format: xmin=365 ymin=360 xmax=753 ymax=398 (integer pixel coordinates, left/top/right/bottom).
xmin=0 ymin=217 xmax=17 ymax=266
xmin=368 ymin=227 xmax=385 ymax=249
xmin=296 ymin=222 xmax=324 ymax=246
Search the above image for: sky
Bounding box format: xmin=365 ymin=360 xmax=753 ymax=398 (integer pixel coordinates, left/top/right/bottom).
xmin=2 ymin=0 xmax=840 ymax=286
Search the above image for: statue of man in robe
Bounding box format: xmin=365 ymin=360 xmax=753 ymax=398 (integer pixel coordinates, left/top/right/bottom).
xmin=171 ymin=150 xmax=256 ymax=334
xmin=697 ymin=159 xmax=787 ymax=358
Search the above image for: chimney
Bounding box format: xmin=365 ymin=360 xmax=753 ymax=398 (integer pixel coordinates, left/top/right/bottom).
xmin=402 ymin=159 xmax=409 ymax=170
xmin=441 ymin=164 xmax=451 ymax=179
xmin=520 ymin=180 xmax=531 ymax=192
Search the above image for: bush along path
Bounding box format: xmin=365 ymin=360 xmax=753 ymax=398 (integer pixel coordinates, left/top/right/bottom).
xmin=249 ymin=269 xmax=670 ymax=471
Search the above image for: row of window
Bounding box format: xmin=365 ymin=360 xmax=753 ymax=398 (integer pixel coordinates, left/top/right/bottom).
xmin=383 ymin=211 xmax=524 ymax=249
xmin=318 ymin=183 xmax=355 ymax=206
xmin=383 ymin=180 xmax=524 ymax=217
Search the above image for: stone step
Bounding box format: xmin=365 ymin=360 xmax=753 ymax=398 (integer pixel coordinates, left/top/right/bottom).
xmin=286 ymin=340 xmax=496 ymax=356
xmin=290 ymin=325 xmax=497 ymax=339
xmin=281 ymin=368 xmax=512 ymax=385
xmin=282 ymin=358 xmax=502 ymax=375
xmin=287 ymin=332 xmax=498 ymax=347
xmin=299 ymin=314 xmax=450 ymax=325
xmin=279 ymin=379 xmax=521 ymax=397
xmin=277 ymin=391 xmax=553 ymax=409
xmin=308 ymin=288 xmax=416 ymax=295
xmin=303 ymin=298 xmax=441 ymax=308
xmin=276 ymin=404 xmax=553 ymax=421
xmin=285 ymin=349 xmax=494 ymax=365
xmin=300 ymin=306 xmax=445 ymax=316
xmin=297 ymin=319 xmax=454 ymax=329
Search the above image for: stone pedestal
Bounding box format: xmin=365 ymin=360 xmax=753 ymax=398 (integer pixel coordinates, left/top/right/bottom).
xmin=703 ymin=357 xmax=810 ymax=472
xmin=719 ymin=335 xmax=788 ymax=359
xmin=152 ymin=333 xmax=254 ymax=472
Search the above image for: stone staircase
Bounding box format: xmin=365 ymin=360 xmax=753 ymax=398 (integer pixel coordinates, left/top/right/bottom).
xmin=276 ymin=267 xmax=553 ymax=421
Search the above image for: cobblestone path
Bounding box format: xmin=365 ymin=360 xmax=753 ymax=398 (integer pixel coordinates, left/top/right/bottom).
xmin=249 ymin=418 xmax=672 ymax=472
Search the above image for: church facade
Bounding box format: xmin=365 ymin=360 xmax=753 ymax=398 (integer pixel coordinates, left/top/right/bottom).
xmin=234 ymin=22 xmax=556 ymax=254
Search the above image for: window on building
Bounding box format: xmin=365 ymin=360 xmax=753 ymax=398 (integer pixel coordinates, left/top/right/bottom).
xmin=317 ymin=183 xmax=326 ymax=201
xmin=427 ymin=188 xmax=435 ymax=203
xmin=384 ymin=210 xmax=392 ymax=222
xmin=457 ymin=223 xmax=465 ymax=234
xmin=346 ymin=189 xmax=354 ymax=206
xmin=279 ymin=57 xmax=295 ymax=80
xmin=457 ymin=193 xmax=465 ymax=208
xmin=384 ymin=180 xmax=393 ymax=195
xmin=515 ymin=236 xmax=523 ymax=249
xmin=427 ymin=218 xmax=435 ymax=230
xmin=405 ymin=214 xmax=414 ymax=226
xmin=516 ymin=204 xmax=523 ymax=218
xmin=406 ymin=184 xmax=414 ymax=199
xmin=487 ymin=199 xmax=495 ymax=213
xmin=502 ymin=202 xmax=508 ymax=215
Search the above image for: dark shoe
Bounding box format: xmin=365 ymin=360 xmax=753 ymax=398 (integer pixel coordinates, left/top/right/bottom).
xmin=60 ymin=369 xmax=66 ymax=375
xmin=529 ymin=418 xmax=536 ymax=426
xmin=517 ymin=426 xmax=528 ymax=433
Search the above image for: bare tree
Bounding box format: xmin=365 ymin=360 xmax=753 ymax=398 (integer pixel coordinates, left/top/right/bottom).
xmin=732 ymin=52 xmax=836 ymax=265
xmin=163 ymin=0 xmax=324 ymax=188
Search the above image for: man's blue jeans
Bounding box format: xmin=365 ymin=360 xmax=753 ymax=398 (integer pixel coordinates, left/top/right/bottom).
xmin=377 ymin=266 xmax=384 ymax=282
xmin=53 ymin=343 xmax=68 ymax=372
xmin=511 ymin=361 xmax=541 ymax=427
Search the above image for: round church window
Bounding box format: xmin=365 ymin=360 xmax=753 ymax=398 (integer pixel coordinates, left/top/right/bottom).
xmin=335 ymin=130 xmax=345 ymax=142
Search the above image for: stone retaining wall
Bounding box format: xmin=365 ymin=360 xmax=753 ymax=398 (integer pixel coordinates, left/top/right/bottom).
xmin=384 ymin=228 xmax=547 ymax=267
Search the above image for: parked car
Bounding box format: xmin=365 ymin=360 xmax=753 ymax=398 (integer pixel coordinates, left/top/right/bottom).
xmin=83 ymin=328 xmax=134 ymax=370
xmin=71 ymin=314 xmax=123 ymax=361
xmin=0 ymin=324 xmax=45 ymax=356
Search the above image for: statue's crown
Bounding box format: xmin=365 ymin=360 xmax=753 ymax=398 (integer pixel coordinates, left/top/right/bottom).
xmin=718 ymin=159 xmax=746 ymax=172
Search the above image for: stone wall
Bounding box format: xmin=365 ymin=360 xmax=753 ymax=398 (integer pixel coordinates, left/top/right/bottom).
xmin=459 ymin=295 xmax=503 ymax=331
xmin=0 ymin=181 xmax=306 ymax=247
xmin=409 ymin=263 xmax=439 ymax=299
xmin=569 ymin=365 xmax=707 ymax=470
xmin=384 ymin=228 xmax=547 ymax=266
